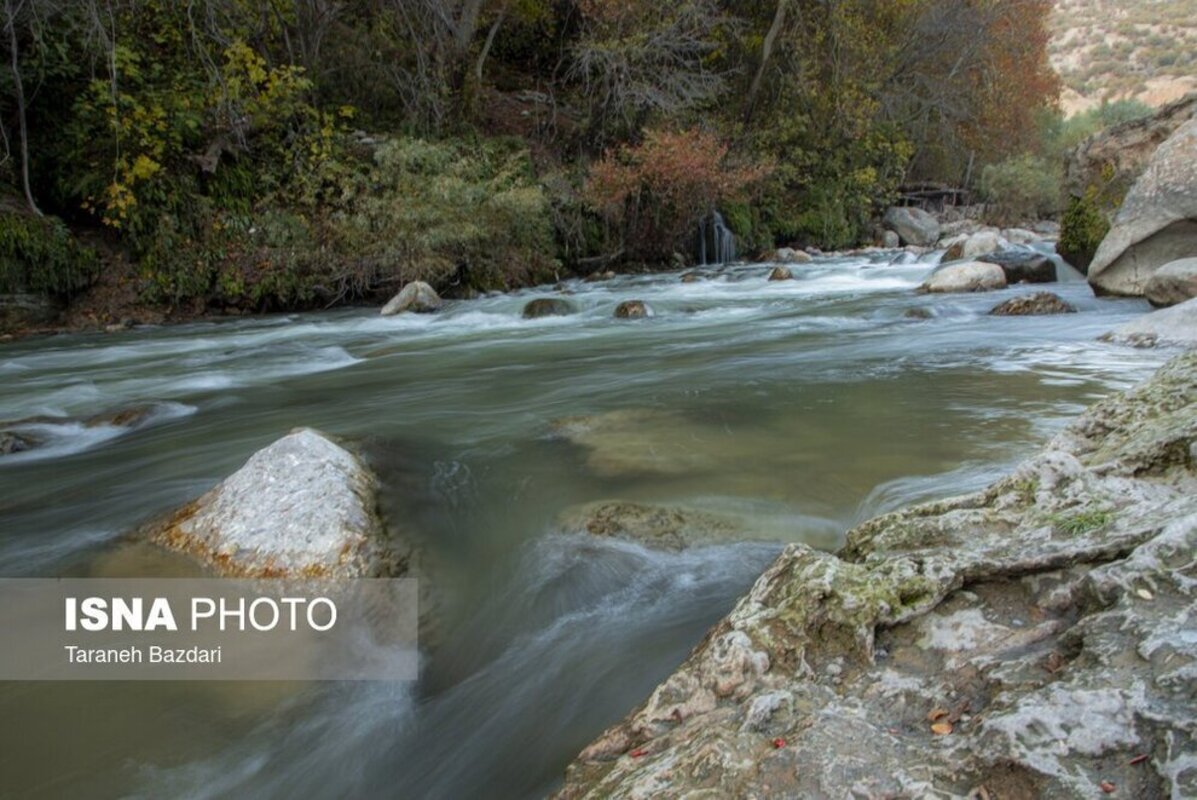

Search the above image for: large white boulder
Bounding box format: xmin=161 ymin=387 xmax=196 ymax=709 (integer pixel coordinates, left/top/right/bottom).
xmin=920 ymin=261 xmax=1008 ymax=293
xmin=1101 ymin=297 xmax=1197 ymax=348
xmin=883 ymin=206 xmax=941 ymax=247
xmin=1144 ymin=258 xmax=1197 ymax=308
xmin=381 ymin=281 xmax=442 ymax=315
xmin=146 ymin=429 xmax=400 ymax=578
xmin=1089 ymin=119 xmax=1197 ymax=297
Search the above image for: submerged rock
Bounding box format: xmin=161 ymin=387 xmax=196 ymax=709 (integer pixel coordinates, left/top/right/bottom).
xmin=884 ymin=206 xmax=940 ymax=247
xmin=145 ymin=428 xmax=406 ymax=578
xmin=381 ymin=281 xmax=442 ymax=315
xmin=522 ymin=298 xmax=577 ymax=319
xmin=920 ymin=261 xmax=1007 ymax=293
xmin=0 ymin=430 xmax=37 ymax=455
xmin=680 ymin=273 xmax=703 ymax=283
xmin=989 ymin=292 xmax=1077 ymax=316
xmin=1101 ymin=296 xmax=1197 ymax=348
xmin=1088 ymin=118 xmax=1197 ymax=297
xmin=1145 ymin=257 xmax=1197 ymax=308
xmin=550 ymin=410 xmax=720 ymax=477
xmin=613 ymin=300 xmax=652 ymax=319
xmin=556 ymin=352 xmax=1197 ymax=799
xmin=767 ymin=266 xmax=793 ymax=281
xmin=559 ymin=502 xmax=744 ymax=551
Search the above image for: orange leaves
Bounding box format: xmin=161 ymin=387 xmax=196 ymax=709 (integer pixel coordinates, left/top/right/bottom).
xmin=584 ymin=127 xmax=771 ymax=259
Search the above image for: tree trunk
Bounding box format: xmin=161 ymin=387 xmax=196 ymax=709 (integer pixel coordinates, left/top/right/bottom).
xmin=4 ymin=0 xmax=41 ymax=216
xmin=744 ymin=0 xmax=789 ymax=124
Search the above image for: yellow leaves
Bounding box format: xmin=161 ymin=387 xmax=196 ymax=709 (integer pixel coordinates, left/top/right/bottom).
xmin=129 ymin=154 xmax=161 ymax=181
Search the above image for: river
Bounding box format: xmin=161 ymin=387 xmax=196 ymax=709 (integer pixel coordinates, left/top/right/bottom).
xmin=0 ymin=251 xmax=1166 ymax=798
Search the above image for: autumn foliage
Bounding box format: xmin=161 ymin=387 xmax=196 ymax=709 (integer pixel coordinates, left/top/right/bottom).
xmin=585 ymin=129 xmax=772 ymax=261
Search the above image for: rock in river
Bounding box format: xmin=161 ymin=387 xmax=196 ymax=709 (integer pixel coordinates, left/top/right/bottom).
xmin=978 ymin=248 xmax=1057 ymax=284
xmin=772 ymin=248 xmax=811 ymax=264
xmin=556 ymin=351 xmax=1197 ymax=799
xmin=1101 ymin=296 xmax=1197 ymax=348
xmin=613 ymin=300 xmax=652 ymax=319
xmin=522 ymin=298 xmax=577 ymax=319
xmin=146 ymin=428 xmax=406 ymax=578
xmin=1145 ymin=257 xmax=1197 ymax=308
xmin=919 ymin=261 xmax=1007 ymax=293
xmin=381 ymin=281 xmax=442 ymax=315
xmin=559 ymin=501 xmax=744 ymax=551
xmin=989 ymin=292 xmax=1076 ymax=316
xmin=767 ymin=266 xmax=792 ymax=281
xmin=883 ymin=206 xmax=940 ymax=247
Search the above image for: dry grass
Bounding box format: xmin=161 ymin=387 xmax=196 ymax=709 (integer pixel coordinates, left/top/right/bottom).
xmin=1051 ymin=0 xmax=1197 ymax=114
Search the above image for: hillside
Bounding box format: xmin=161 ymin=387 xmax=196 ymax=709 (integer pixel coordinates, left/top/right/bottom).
xmin=1051 ymin=0 xmax=1197 ymax=115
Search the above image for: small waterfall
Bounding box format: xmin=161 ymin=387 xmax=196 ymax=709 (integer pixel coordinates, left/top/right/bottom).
xmin=697 ymin=211 xmax=737 ymax=265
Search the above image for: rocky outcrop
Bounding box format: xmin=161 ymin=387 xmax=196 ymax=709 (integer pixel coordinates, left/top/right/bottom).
xmin=882 ymin=230 xmax=901 ymax=249
xmin=522 ymin=298 xmax=577 ymax=319
xmin=767 ymin=266 xmax=792 ymax=281
xmin=920 ymin=262 xmax=1007 ymax=293
xmin=1088 ymin=119 xmax=1197 ymax=297
xmin=614 ymin=300 xmax=652 ymax=319
xmin=557 ymin=352 xmax=1197 ymax=799
xmin=884 ymin=207 xmax=941 ymax=247
xmin=990 ymin=292 xmax=1076 ymax=316
xmin=1065 ymin=93 xmax=1197 ymax=205
xmin=559 ymin=502 xmax=745 ymax=551
xmin=145 ymin=428 xmax=406 ymax=578
xmin=1145 ymin=258 xmax=1197 ymax=308
xmin=978 ymin=249 xmax=1057 ymax=284
xmin=1101 ymin=297 xmax=1197 ymax=348
xmin=381 ymin=281 xmax=442 ymax=315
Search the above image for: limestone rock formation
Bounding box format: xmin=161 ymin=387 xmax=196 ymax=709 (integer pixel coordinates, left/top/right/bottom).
xmin=557 ymin=352 xmax=1197 ymax=799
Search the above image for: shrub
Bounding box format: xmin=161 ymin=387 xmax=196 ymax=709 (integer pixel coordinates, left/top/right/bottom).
xmin=1058 ymin=189 xmax=1111 ymax=273
xmin=585 ymin=128 xmax=771 ymax=262
xmin=979 ymin=154 xmax=1063 ymax=224
xmin=0 ymin=209 xmax=100 ymax=296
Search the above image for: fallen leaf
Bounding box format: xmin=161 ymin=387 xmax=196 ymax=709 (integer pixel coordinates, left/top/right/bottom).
xmin=931 ymin=721 xmax=953 ymax=735
xmin=1136 ymin=588 xmax=1154 ymax=601
xmin=1100 ymin=781 xmax=1116 ymax=793
xmin=927 ymin=708 xmax=950 ymax=722
xmin=629 ymin=748 xmax=648 ymax=758
xmin=772 ymin=737 xmax=786 ymax=749
xmin=1129 ymin=754 xmax=1148 ymax=766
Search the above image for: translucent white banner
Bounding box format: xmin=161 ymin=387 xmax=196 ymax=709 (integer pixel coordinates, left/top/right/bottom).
xmin=0 ymin=578 xmax=418 ymax=680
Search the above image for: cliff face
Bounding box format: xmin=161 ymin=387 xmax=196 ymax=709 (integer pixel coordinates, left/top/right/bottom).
xmin=1065 ymin=93 xmax=1197 ymax=203
xmin=557 ymin=351 xmax=1197 ymax=799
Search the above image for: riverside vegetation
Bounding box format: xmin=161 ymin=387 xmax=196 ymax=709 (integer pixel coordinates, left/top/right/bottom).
xmin=0 ymin=0 xmax=1083 ymax=332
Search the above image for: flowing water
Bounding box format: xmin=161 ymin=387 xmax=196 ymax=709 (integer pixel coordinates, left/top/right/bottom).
xmin=0 ymin=251 xmax=1168 ymax=799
